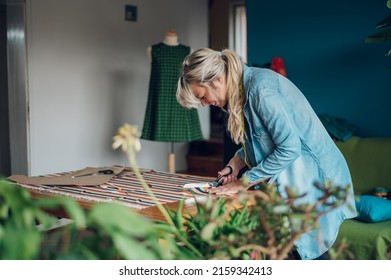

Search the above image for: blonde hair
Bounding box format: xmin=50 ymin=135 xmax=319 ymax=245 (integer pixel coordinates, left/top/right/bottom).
xmin=177 ymin=48 xmax=245 ymax=144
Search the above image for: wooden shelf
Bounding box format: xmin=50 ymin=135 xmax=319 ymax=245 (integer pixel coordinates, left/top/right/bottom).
xmin=186 ymin=139 xmax=224 ymax=177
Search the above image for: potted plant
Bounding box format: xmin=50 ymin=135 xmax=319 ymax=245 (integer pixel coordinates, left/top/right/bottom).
xmin=365 ymin=0 xmax=391 ymax=65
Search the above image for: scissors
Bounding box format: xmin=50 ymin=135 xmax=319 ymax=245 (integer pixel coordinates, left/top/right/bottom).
xmin=183 ymin=166 xmax=233 ymax=192
xmin=71 ymin=169 xmax=114 ymax=178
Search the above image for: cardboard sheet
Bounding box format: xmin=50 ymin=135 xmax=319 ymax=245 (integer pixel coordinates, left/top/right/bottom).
xmin=8 ymin=166 xmax=124 ymax=186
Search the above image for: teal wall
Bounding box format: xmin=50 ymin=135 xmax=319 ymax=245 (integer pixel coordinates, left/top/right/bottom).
xmin=246 ymin=0 xmax=391 ymax=137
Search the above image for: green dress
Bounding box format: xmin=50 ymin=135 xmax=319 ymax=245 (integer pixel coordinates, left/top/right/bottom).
xmin=141 ymin=43 xmax=203 ymax=142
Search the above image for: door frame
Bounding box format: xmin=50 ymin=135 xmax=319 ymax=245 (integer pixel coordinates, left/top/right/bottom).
xmin=4 ymin=0 xmax=29 ymax=175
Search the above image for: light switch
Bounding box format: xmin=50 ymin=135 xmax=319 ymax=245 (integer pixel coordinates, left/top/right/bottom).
xmin=125 ymin=5 xmax=137 ymax=22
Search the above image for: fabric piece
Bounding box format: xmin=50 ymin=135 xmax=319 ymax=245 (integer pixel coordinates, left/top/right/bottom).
xmin=355 ymin=195 xmax=391 ymax=222
xmin=8 ymin=166 xmax=124 ymax=186
xmin=9 ymin=166 xmax=211 ymax=210
xmin=318 ymin=114 xmax=357 ymax=141
xmin=141 ymin=43 xmax=203 ymax=142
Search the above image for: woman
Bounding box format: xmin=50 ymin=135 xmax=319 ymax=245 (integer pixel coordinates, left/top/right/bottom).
xmin=176 ymin=48 xmax=357 ymax=260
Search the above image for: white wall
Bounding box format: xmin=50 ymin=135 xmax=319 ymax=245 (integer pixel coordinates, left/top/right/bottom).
xmin=26 ymin=0 xmax=209 ymax=175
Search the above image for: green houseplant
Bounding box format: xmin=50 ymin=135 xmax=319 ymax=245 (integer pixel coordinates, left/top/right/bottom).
xmin=0 ymin=123 xmax=352 ymax=260
xmin=0 ymin=178 xmax=185 ymax=260
xmin=111 ymin=123 xmax=353 ymax=260
xmin=365 ymin=1 xmax=391 ymax=61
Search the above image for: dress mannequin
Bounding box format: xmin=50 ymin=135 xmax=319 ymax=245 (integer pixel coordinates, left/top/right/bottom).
xmin=163 ymin=28 xmax=179 ymax=46
xmin=147 ymin=29 xmax=180 ymax=60
xmin=142 ymin=29 xmax=202 ymax=173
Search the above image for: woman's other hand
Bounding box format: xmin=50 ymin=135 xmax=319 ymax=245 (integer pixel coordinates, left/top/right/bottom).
xmin=209 ymin=179 xmax=245 ymax=195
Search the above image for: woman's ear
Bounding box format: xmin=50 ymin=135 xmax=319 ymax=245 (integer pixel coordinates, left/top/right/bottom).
xmin=217 ymin=74 xmax=226 ymax=85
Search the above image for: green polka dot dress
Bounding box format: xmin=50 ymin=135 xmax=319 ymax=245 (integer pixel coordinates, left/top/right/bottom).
xmin=141 ymin=43 xmax=203 ymax=142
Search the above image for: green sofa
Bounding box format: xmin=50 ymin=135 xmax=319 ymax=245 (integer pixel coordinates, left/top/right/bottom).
xmin=333 ymin=136 xmax=391 ymax=259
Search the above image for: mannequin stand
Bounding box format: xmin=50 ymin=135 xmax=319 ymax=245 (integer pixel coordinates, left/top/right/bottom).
xmin=168 ymin=142 xmax=175 ymax=173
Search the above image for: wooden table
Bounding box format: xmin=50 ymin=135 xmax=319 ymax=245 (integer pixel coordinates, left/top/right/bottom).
xmin=10 ymin=166 xmax=213 ymax=221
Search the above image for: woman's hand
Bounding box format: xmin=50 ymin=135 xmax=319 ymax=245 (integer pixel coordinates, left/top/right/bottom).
xmin=217 ymin=165 xmax=238 ymax=185
xmin=217 ymin=156 xmax=246 ymax=186
xmin=212 ymin=156 xmax=247 ymax=193
xmin=209 ymin=179 xmax=245 ymax=196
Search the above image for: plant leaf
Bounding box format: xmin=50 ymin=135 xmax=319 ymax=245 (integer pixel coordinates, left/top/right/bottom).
xmin=88 ymin=203 xmax=154 ymax=237
xmin=365 ymin=27 xmax=391 ymax=42
xmin=200 ymin=222 xmax=217 ymax=241
xmin=112 ymin=233 xmax=159 ymax=259
xmin=2 ymin=227 xmax=41 ymax=259
xmin=36 ymin=197 xmax=86 ymax=228
xmin=375 ymin=14 xmax=391 ymax=29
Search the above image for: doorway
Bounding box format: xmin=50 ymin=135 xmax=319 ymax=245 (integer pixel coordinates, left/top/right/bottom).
xmin=0 ymin=3 xmax=11 ymax=177
xmin=0 ymin=0 xmax=29 ymax=176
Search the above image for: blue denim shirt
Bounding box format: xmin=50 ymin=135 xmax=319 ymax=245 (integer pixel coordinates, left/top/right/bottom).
xmin=235 ymin=65 xmax=357 ymax=260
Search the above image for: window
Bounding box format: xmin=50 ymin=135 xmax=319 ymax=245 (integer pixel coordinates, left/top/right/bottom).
xmin=229 ymin=1 xmax=247 ymax=63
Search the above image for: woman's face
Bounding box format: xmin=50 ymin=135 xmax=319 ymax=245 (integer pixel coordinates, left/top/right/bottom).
xmin=189 ymin=75 xmax=227 ymax=108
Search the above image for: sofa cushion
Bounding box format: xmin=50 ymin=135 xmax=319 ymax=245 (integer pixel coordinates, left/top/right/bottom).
xmin=336 ymin=218 xmax=391 ymax=259
xmin=355 ymin=195 xmax=391 ymax=223
xmin=336 ymin=136 xmax=391 ymax=194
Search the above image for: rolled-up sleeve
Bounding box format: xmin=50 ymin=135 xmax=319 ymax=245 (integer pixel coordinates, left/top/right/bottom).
xmin=234 ymin=147 xmax=245 ymax=160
